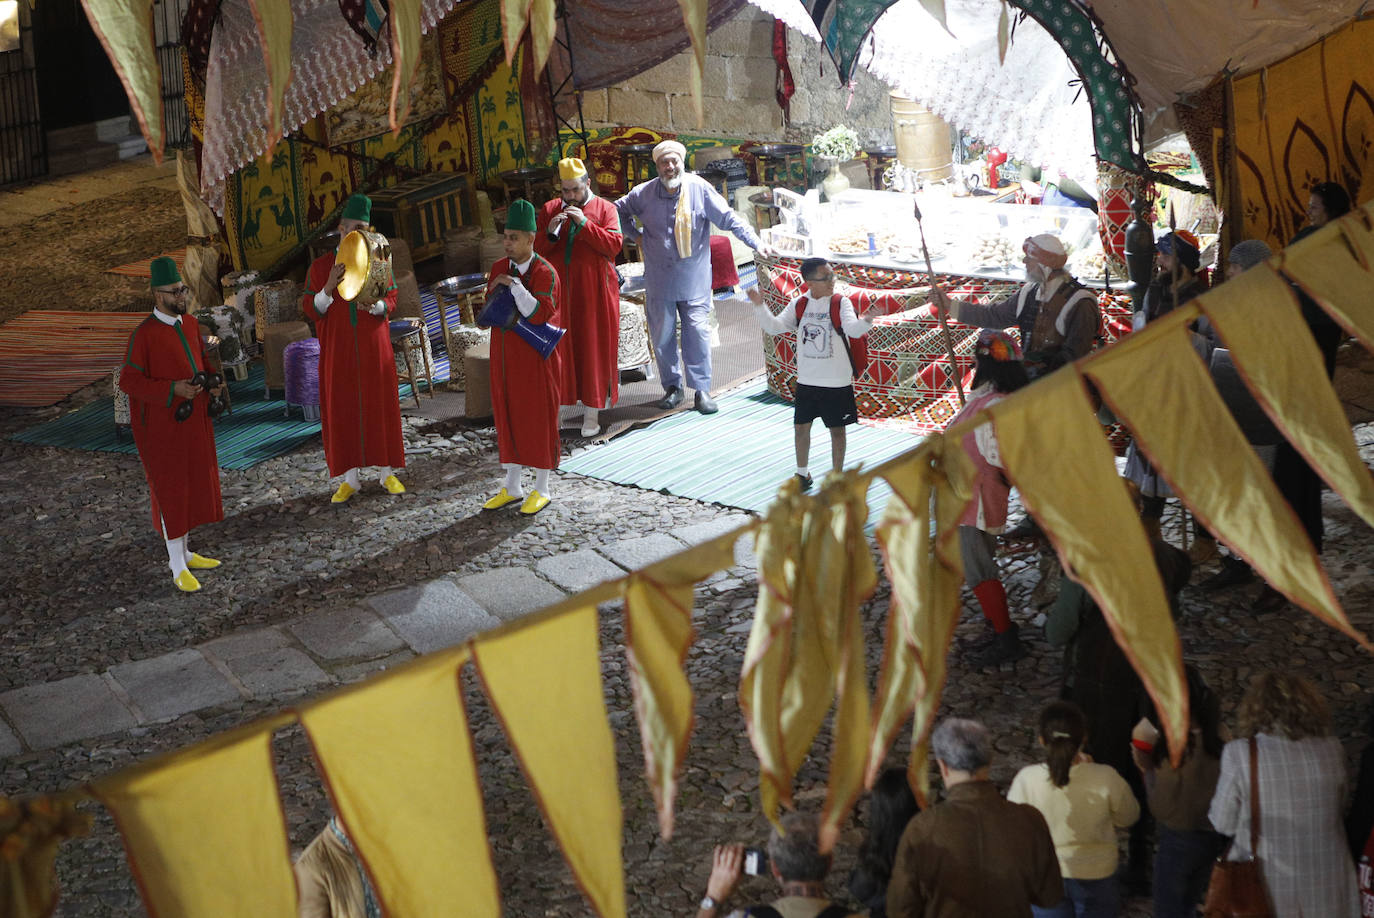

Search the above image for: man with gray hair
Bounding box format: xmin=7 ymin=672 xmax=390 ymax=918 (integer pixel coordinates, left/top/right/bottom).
xmin=616 ymin=139 xmax=767 ymax=415
xmin=692 ymin=811 xmax=860 ymax=918
xmin=887 ymin=718 xmax=1062 ymax=917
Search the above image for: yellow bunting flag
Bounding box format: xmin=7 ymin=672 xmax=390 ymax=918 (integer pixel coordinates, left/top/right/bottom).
xmin=871 ymin=437 xmax=973 ymax=805
xmin=812 ymin=473 xmax=878 ymax=853
xmin=0 ymin=794 xmax=91 ymax=918
xmin=471 ymin=607 xmax=625 ymax=918
xmin=1087 ymin=311 xmax=1368 ymax=647
xmin=500 ymin=0 xmax=557 ymax=72
xmin=91 ymin=721 xmax=297 ymax=918
xmin=246 ymin=0 xmax=293 ymax=149
xmin=1203 ymin=265 xmax=1374 ymax=536
xmin=1280 ymin=212 xmax=1374 ymax=348
xmin=79 ymin=0 xmax=164 ymax=162
xmin=296 ymin=648 xmax=500 ymax=918
xmin=623 ymin=532 xmax=744 ymax=839
xmin=739 ymin=480 xmax=807 ymax=824
xmin=675 ymin=0 xmax=708 ymax=127
xmin=386 ymin=0 xmax=423 ymax=133
xmin=988 ymin=370 xmax=1190 ymax=764
xmin=739 ymin=473 xmax=877 ymax=850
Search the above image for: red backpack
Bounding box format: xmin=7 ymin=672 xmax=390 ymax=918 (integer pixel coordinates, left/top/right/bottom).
xmin=793 ymin=293 xmax=870 ymax=379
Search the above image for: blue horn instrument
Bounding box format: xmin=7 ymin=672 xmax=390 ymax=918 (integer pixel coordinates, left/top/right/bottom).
xmin=477 ymin=284 xmax=565 ymax=360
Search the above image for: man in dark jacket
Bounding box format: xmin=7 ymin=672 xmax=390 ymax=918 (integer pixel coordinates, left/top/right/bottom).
xmin=887 ymin=718 xmax=1062 ymax=917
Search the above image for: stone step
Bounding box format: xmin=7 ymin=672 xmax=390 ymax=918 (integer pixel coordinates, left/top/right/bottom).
xmin=44 ymin=129 xmax=148 ymax=178
xmin=45 ymin=114 xmax=136 ymax=151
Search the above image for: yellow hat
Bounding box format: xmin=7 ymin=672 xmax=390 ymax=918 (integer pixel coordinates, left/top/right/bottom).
xmin=558 ymin=157 xmax=587 ymax=181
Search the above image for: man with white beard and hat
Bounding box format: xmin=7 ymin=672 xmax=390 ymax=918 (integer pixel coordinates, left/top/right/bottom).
xmin=936 ymin=233 xmax=1100 ymax=379
xmin=615 ymin=139 xmax=767 ymax=414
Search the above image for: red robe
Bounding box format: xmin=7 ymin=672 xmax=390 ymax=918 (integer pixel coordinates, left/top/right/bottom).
xmin=302 ymin=253 xmax=406 ymax=476
xmin=119 ymin=313 xmax=224 ymax=540
xmin=487 ymin=254 xmax=563 ymax=469
xmin=533 ymin=194 xmax=623 ymax=409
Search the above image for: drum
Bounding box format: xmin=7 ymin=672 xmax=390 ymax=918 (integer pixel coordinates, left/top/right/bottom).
xmin=337 ymin=228 xmax=394 ymax=304
xmin=254 ymin=280 xmax=301 ymax=342
xmin=444 ymin=326 xmax=489 ymax=391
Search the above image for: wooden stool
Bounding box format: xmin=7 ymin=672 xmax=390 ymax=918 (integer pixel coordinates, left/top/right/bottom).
xmin=500 ymin=167 xmax=556 ymax=206
xmin=463 ymin=342 xmax=492 ymax=418
xmin=264 ymin=321 xmax=311 ymax=396
xmin=741 ymin=142 xmax=806 ymax=191
xmin=389 ymin=319 xmax=435 ymax=407
xmin=864 ymin=144 xmax=897 ymax=190
xmin=201 ymin=336 xmax=233 ymax=416
xmin=620 ymin=143 xmax=658 ymax=191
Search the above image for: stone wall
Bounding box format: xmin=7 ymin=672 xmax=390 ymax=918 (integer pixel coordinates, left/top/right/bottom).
xmin=568 ymin=5 xmax=895 ymax=147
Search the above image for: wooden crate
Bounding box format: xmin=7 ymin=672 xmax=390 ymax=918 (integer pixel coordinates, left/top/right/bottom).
xmin=368 ymin=172 xmax=474 ymax=263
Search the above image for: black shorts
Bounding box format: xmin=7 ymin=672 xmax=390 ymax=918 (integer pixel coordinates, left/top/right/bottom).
xmin=794 ymin=383 xmax=858 ymax=428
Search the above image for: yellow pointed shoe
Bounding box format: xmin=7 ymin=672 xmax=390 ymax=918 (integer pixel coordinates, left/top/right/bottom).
xmin=518 ymin=489 xmax=550 ymax=516
xmin=482 ymin=487 xmax=522 ymax=511
xmin=331 ymin=481 xmax=357 ymax=504
xmin=187 ymin=553 xmax=221 ymax=570
xmin=382 ymin=474 xmax=407 ymax=495
xmin=174 ymin=570 xmax=202 ymax=593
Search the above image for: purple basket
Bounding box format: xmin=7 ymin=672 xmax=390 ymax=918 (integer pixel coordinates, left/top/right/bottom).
xmin=283 ymin=338 xmax=321 ymax=416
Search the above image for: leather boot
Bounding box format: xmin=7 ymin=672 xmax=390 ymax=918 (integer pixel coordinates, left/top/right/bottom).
xmin=969 ymin=623 xmax=1027 ymax=668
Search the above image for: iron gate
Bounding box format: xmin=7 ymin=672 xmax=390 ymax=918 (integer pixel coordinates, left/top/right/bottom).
xmin=0 ymin=3 xmax=46 ymax=184
xmin=155 ymin=0 xmax=192 ymax=151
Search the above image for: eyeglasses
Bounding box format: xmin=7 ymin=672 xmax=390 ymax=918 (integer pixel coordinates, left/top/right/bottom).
xmin=810 ymin=274 xmax=836 ymax=282
xmin=159 ymin=285 xmax=190 ymax=297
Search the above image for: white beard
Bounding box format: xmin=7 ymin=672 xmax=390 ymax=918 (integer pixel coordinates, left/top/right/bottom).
xmin=660 ymin=175 xmax=683 ymax=191
xmin=1026 ymin=261 xmax=1051 ymax=283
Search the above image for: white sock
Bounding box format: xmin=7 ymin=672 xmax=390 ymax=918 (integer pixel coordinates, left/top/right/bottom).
xmin=533 ymin=468 xmax=551 ymax=495
xmin=182 ymin=539 xmax=194 ymax=565
xmin=377 ymin=466 xmax=392 ymax=484
xmin=582 ymin=407 xmax=600 ymax=425
xmin=166 ymin=535 xmax=189 ymax=576
xmin=504 ymin=465 xmax=524 ymax=495
xmin=344 ymin=468 xmax=360 ymax=489
xmin=796 ymin=466 xmax=810 ymax=477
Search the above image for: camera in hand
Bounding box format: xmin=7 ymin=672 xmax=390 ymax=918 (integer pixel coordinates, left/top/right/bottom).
xmin=743 ymin=847 xmax=768 ymax=876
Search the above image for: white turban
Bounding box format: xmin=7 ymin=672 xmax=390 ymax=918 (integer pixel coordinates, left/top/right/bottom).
xmin=1023 ymin=233 xmax=1067 ymax=269
xmin=652 ymin=140 xmax=687 ymax=163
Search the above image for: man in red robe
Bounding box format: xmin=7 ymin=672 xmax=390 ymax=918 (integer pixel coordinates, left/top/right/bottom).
xmin=533 ymin=157 xmax=622 ymax=437
xmin=119 ymin=257 xmax=225 ymax=593
xmin=302 ymin=193 xmax=407 ymax=503
xmin=481 ymin=198 xmax=563 ymax=515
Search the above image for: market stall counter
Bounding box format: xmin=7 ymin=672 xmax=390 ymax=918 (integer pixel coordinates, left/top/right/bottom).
xmin=754 ymin=189 xmax=1133 ymax=433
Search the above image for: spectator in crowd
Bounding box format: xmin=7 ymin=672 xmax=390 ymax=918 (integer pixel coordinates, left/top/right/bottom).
xmin=947 ymin=329 xmax=1033 ymax=667
xmin=1346 ymin=698 xmax=1374 ymax=861
xmin=1008 ymin=701 xmax=1139 ymax=917
xmin=748 ymin=257 xmax=878 ymax=490
xmin=294 ymin=816 xmax=379 ymax=918
xmin=1198 ymin=240 xmax=1279 ymax=593
xmin=849 ymin=768 xmax=920 ymax=918
xmin=887 ymin=718 xmax=1062 ymax=917
xmin=616 ymin=140 xmax=765 ymax=415
xmin=1131 ymin=667 xmax=1225 ymax=918
xmin=693 ymin=811 xmax=859 ymax=918
xmin=1122 ymin=230 xmax=1209 ymax=550
xmin=1296 ymin=180 xmax=1353 ymax=244
xmin=1208 ymin=672 xmax=1359 ymax=917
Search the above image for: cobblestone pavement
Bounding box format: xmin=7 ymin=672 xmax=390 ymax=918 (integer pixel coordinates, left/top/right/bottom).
xmin=1 ymin=364 xmax=1371 ymax=917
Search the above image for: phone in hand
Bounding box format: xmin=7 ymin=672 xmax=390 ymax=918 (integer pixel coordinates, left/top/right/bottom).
xmin=743 ymin=847 xmax=768 ymax=876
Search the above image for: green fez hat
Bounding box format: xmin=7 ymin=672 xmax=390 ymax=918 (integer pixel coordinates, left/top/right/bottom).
xmin=506 ymin=198 xmax=537 ymax=233
xmin=149 ymin=256 xmax=182 ymax=289
xmin=341 ymin=193 xmax=372 ymax=223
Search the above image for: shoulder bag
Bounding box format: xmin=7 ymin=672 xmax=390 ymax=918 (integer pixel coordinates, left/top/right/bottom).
xmin=1201 ymin=736 xmax=1275 ymax=917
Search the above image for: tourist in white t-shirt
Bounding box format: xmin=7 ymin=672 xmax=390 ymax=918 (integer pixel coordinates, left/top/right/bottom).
xmin=748 ymin=258 xmax=876 ymax=490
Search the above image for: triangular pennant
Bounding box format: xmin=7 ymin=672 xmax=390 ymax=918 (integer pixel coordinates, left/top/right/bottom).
xmin=676 ymin=0 xmax=708 ymax=127
xmin=245 ymin=0 xmax=293 ymax=148
xmin=91 ymin=722 xmax=297 ymax=918
xmin=988 ymin=370 xmax=1190 ymax=765
xmin=623 ymin=532 xmax=743 ymax=839
xmin=386 ymin=0 xmax=424 ymax=133
xmin=528 ymin=0 xmax=558 ymax=75
xmin=870 ymin=438 xmax=972 ymax=804
xmin=1088 ymin=309 xmax=1369 ymax=648
xmin=296 ymin=649 xmax=500 ymax=918
xmin=1280 ymin=212 xmax=1374 ymax=348
xmin=1202 ymin=265 xmax=1374 ymax=535
xmin=500 ymin=0 xmax=533 ymax=66
xmin=79 ymin=0 xmax=164 ymax=163
xmin=472 ymin=608 xmax=625 ymax=918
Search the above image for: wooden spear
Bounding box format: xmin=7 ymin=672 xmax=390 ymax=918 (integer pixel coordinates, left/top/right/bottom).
xmin=913 ymin=197 xmax=965 ymax=406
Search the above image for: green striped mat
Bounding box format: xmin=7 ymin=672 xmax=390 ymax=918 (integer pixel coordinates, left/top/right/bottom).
xmin=9 ymin=364 xmax=340 ymax=470
xmin=562 ymin=378 xmax=925 ymax=518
